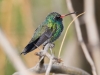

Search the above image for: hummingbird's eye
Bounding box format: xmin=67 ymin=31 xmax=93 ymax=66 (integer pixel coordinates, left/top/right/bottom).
xmin=55 ymin=16 xmax=60 ymax=20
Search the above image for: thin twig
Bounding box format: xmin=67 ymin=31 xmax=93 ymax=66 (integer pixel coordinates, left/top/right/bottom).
xmin=45 ymin=55 xmax=53 ymax=75
xmin=66 ymin=0 xmax=97 ymax=75
xmin=35 ymin=43 xmax=51 ymax=68
xmin=35 ymin=56 xmax=44 ymax=68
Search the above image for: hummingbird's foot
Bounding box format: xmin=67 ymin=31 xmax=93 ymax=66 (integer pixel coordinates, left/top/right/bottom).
xmin=49 ymin=43 xmax=55 ymax=55
xmin=49 ymin=43 xmax=55 ymax=48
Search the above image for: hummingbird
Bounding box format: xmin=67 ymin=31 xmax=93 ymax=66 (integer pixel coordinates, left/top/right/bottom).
xmin=21 ymin=12 xmax=76 ymax=55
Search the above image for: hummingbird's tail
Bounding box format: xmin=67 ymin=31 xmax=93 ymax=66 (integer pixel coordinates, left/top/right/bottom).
xmin=20 ymin=44 xmax=37 ymax=55
xmin=21 ymin=38 xmax=40 ymax=55
xmin=21 ymin=44 xmax=37 ymax=55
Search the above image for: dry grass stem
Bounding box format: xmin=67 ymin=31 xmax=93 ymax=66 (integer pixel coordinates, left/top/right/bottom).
xmin=58 ymin=12 xmax=85 ymax=58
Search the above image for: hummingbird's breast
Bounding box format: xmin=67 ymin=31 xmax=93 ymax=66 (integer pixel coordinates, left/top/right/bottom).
xmin=50 ymin=22 xmax=64 ymax=42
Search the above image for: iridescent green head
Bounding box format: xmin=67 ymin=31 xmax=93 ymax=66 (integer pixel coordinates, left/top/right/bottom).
xmin=46 ymin=12 xmax=63 ymax=23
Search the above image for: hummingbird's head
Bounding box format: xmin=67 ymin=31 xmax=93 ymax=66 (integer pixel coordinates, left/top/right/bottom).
xmin=46 ymin=12 xmax=62 ymax=22
xmin=46 ymin=12 xmax=76 ymax=22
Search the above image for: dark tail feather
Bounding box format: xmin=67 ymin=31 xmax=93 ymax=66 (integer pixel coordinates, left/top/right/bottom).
xmin=21 ymin=42 xmax=37 ymax=55
xmin=21 ymin=38 xmax=40 ymax=55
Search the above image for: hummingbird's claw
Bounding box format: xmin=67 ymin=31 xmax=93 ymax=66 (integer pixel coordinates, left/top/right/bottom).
xmin=49 ymin=43 xmax=55 ymax=48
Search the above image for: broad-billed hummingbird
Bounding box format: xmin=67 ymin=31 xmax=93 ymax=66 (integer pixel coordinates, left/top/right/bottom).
xmin=21 ymin=12 xmax=76 ymax=55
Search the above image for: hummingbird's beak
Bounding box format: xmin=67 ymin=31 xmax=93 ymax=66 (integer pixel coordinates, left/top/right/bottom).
xmin=60 ymin=11 xmax=76 ymax=18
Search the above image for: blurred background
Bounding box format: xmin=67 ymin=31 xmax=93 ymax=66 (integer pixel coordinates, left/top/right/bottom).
xmin=0 ymin=0 xmax=100 ymax=75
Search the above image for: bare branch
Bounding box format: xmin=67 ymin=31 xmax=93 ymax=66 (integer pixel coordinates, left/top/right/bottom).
xmin=11 ymin=40 xmax=90 ymax=75
xmin=0 ymin=30 xmax=33 ymax=75
xmin=66 ymin=0 xmax=97 ymax=75
xmin=14 ymin=64 xmax=90 ymax=75
xmin=84 ymin=0 xmax=100 ymax=75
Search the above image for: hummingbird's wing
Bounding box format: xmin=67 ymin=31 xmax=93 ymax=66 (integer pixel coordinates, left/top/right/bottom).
xmin=21 ymin=24 xmax=55 ymax=55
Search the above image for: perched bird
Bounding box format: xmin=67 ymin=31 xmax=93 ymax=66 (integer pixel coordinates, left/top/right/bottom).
xmin=21 ymin=12 xmax=76 ymax=55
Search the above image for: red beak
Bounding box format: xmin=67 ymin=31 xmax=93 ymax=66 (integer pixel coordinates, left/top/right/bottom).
xmin=60 ymin=12 xmax=76 ymax=18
